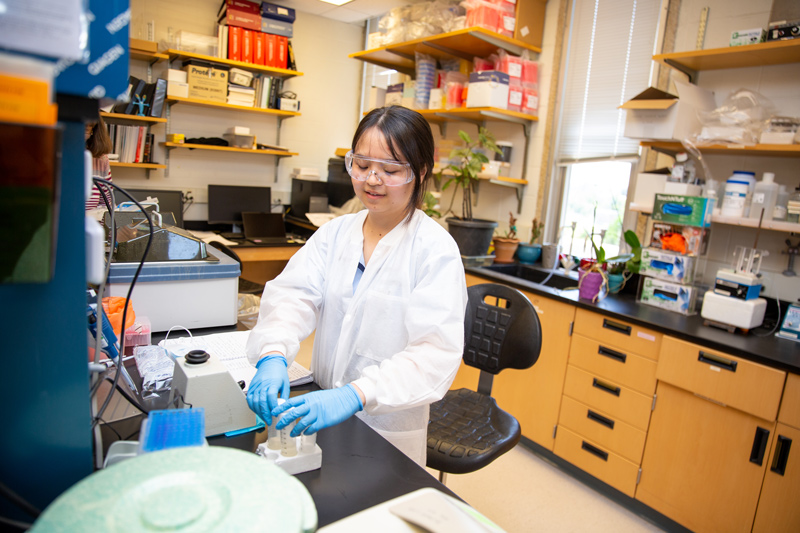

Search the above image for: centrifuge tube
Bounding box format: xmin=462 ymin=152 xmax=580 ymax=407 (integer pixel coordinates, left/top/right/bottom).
xmin=300 ymin=432 xmax=316 ymax=454
xmin=279 ymin=419 xmax=298 ymax=457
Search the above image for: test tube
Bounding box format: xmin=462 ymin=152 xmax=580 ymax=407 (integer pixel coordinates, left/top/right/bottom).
xmin=300 ymin=432 xmax=316 ymax=454
xmin=267 ymin=399 xmax=284 ymax=450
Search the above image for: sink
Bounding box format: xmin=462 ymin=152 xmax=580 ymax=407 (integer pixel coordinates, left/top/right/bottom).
xmin=479 ymin=264 xmax=578 ymax=290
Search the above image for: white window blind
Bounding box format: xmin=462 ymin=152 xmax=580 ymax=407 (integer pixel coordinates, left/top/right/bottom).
xmin=558 ymin=0 xmax=660 ymax=161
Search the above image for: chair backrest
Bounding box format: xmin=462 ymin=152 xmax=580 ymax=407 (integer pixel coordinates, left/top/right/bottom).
xmin=463 ymin=283 xmax=542 ymax=377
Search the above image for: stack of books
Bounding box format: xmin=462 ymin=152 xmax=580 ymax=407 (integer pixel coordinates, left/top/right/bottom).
xmin=227 ymin=84 xmax=256 ymax=106
xmin=216 ymin=0 xmax=295 ymax=70
xmin=106 ymin=124 xmax=155 ymax=164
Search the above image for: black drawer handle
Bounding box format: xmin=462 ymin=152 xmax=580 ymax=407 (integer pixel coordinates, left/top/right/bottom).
xmin=598 ymin=345 xmax=627 ymax=363
xmin=750 ymin=426 xmax=770 ymax=465
xmin=587 ymin=409 xmax=615 ymax=429
xmin=581 ymin=441 xmax=609 ymax=461
xmin=698 ymin=351 xmax=738 ymax=372
xmin=602 ymin=318 xmax=631 ymax=336
xmin=592 ymin=377 xmax=621 ymax=397
xmin=770 ymin=435 xmax=792 ymax=476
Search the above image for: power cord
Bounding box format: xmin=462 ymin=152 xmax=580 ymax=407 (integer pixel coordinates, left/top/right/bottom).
xmin=0 ymin=480 xmax=40 ymax=520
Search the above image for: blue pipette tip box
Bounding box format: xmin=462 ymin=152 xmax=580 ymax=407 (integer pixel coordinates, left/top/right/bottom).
xmin=140 ymin=408 xmax=206 ymax=453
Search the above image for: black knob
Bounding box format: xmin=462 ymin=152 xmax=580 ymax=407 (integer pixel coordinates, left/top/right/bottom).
xmin=185 ymin=349 xmax=210 ymax=364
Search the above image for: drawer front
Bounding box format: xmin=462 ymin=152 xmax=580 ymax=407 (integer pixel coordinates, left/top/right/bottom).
xmin=657 ymin=336 xmax=786 ymax=420
xmin=569 ymin=334 xmax=657 ymax=395
xmin=563 ymin=365 xmax=653 ymax=430
xmin=554 ymin=425 xmax=639 ymax=497
xmin=778 ymin=373 xmax=800 ymax=430
xmin=558 ymin=395 xmax=646 ymax=464
xmin=574 ymin=308 xmax=662 ymax=360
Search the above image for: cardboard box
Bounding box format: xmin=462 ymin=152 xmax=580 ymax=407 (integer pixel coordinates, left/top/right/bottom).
xmin=632 ymin=170 xmax=669 ymax=210
xmin=649 ymin=222 xmax=709 ymax=256
xmin=640 ymin=248 xmax=697 ymax=284
xmin=261 ymin=1 xmax=296 ymax=22
xmin=229 ymin=67 xmax=253 ymax=87
xmin=730 ymin=28 xmax=766 ymax=46
xmin=385 ymin=83 xmax=403 ymax=106
xmin=652 ymin=194 xmax=714 ymax=227
xmin=166 ymin=133 xmax=185 ymax=143
xmin=167 ymin=81 xmax=189 ymax=98
xmin=620 ymin=81 xmax=716 ymax=141
xmin=639 ymin=277 xmax=697 ymax=315
xmin=514 ymin=0 xmax=547 ymax=49
xmin=262 ymin=18 xmax=293 ymax=37
xmin=160 ymin=69 xmax=187 ymax=83
xmin=279 ymin=98 xmax=299 ymax=112
xmin=130 ymin=38 xmax=157 ymax=53
xmin=184 ymin=63 xmax=229 ymax=103
xmin=466 ymin=70 xmax=509 ymax=109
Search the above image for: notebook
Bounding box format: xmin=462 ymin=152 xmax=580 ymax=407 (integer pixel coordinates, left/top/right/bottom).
xmin=242 ymin=211 xmax=289 ymax=243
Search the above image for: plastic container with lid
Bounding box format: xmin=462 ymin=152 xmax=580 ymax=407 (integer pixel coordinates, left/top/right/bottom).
xmin=720 ymin=178 xmax=750 ymax=217
xmin=773 ymin=184 xmax=788 ymax=221
xmin=748 ymin=172 xmax=779 ymax=220
xmin=727 ymin=170 xmax=756 ymax=216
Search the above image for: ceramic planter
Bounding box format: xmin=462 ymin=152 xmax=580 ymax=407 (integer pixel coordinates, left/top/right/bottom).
xmin=493 ymin=238 xmax=520 ymax=264
xmin=446 ymin=217 xmax=498 ymax=257
xmin=517 ymin=243 xmax=542 ymax=264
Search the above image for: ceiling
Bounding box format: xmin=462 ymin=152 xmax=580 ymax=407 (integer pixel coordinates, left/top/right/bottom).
xmin=265 ymin=0 xmax=425 ymax=24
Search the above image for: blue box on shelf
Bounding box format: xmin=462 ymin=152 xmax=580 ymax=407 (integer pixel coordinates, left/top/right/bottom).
xmin=261 ymin=1 xmax=296 ymax=22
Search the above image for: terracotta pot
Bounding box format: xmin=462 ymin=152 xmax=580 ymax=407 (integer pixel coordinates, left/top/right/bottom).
xmin=493 ymin=238 xmax=520 ymax=264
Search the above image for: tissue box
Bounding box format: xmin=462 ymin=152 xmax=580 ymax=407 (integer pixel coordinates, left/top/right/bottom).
xmin=466 ymin=71 xmax=509 ymax=109
xmin=639 ymin=277 xmax=697 ymax=315
xmin=640 ymin=248 xmax=696 ymax=284
xmin=730 ymin=28 xmax=766 ymax=46
xmin=652 ymin=194 xmax=714 ymax=227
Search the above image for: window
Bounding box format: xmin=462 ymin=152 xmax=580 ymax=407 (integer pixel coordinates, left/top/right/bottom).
xmin=550 ymin=0 xmax=660 ymax=258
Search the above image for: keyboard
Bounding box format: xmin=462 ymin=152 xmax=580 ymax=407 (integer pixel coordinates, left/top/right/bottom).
xmin=220 ymin=232 xmax=245 ymax=240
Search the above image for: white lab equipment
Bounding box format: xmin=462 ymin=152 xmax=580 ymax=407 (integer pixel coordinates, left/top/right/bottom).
xmin=701 ymin=246 xmax=768 ymax=330
xmin=256 ymin=398 xmax=322 ymax=475
xmin=169 ymin=349 xmax=257 ymax=436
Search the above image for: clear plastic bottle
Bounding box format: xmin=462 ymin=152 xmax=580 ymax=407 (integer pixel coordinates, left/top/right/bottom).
xmin=748 ymin=172 xmax=779 ymax=220
xmin=729 ymin=170 xmax=756 ymax=216
xmin=774 ymin=185 xmax=788 ymax=221
xmin=788 ymin=183 xmax=800 ymax=223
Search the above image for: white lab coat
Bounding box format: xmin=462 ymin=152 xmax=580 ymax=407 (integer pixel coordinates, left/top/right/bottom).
xmin=246 ymin=209 xmax=467 ymax=464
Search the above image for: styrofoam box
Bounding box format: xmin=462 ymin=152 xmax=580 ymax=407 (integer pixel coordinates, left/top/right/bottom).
xmin=107 ymin=252 xmax=239 ymax=332
xmin=620 ymin=80 xmax=716 ymax=141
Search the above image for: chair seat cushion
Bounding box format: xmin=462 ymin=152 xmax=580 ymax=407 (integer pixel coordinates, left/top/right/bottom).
xmin=426 ymin=388 xmax=521 ymax=474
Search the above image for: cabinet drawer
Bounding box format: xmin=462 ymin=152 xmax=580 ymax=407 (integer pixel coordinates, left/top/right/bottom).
xmin=657 ymin=336 xmax=786 ymax=420
xmin=573 ymin=308 xmax=661 ymax=360
xmin=554 ymin=425 xmax=639 ymax=497
xmin=569 ymin=334 xmax=657 ymax=395
xmin=778 ymin=373 xmax=800 ymax=430
xmin=563 ymin=365 xmax=653 ymax=430
xmin=558 ymin=395 xmax=646 ymax=464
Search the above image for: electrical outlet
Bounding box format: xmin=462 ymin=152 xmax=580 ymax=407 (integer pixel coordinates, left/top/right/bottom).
xmin=272 ymin=190 xmax=290 ymax=205
xmin=184 ymin=188 xmax=207 ymax=203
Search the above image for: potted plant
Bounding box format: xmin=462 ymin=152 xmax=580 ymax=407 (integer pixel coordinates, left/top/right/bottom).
xmin=438 ymin=127 xmax=502 ymax=257
xmin=493 ymin=212 xmax=520 ymax=264
xmin=586 ymin=239 xmax=635 ymax=298
xmin=517 ymin=217 xmax=544 ymax=264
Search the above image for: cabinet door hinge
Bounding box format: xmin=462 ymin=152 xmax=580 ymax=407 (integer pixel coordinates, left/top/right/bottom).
xmin=651 ymin=393 xmax=657 ymax=411
xmin=568 ymin=321 xmax=574 ymax=337
xmin=552 ymin=425 xmax=558 ymax=439
xmin=636 ymin=467 xmax=642 ymax=485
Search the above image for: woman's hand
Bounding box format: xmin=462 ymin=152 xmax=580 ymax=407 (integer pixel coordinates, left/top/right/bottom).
xmin=272 ymin=385 xmax=364 ymax=437
xmin=246 ymin=355 xmax=290 ymax=425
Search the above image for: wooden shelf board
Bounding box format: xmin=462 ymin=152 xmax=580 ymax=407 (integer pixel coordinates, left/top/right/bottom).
xmin=435 ymin=166 xmax=527 ymax=185
xmin=130 ymin=49 xmax=169 ymax=62
xmin=163 ymin=49 xmax=302 ymax=78
xmin=629 ymin=203 xmax=800 ymax=233
xmin=161 ymin=142 xmax=297 ymax=156
xmin=350 ymin=27 xmax=540 ymax=73
xmin=420 ymin=107 xmax=538 ymax=123
xmin=654 ymin=39 xmax=800 ymax=72
xmin=100 ymin=112 xmax=167 ymax=123
xmin=166 ymin=96 xmax=301 ymax=117
xmin=109 ymin=162 xmax=166 ymax=169
xmin=641 ymin=141 xmax=800 ymax=158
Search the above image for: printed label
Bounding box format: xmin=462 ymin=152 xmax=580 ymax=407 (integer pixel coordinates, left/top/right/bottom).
xmin=637 ymin=331 xmax=656 ymax=341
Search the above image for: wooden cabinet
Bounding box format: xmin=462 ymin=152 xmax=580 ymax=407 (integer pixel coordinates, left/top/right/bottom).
xmin=555 ymin=310 xmax=662 ymax=497
xmin=636 ymin=336 xmax=787 ymax=533
xmin=752 ymin=372 xmax=800 ymax=532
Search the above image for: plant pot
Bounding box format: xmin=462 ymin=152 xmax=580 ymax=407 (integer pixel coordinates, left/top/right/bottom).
xmin=578 ymin=268 xmax=605 ymax=301
xmin=446 ymin=217 xmax=498 ymax=258
xmin=493 ymin=238 xmax=519 ymax=264
xmin=541 ymin=243 xmax=560 ymax=270
xmin=607 ymin=273 xmax=625 ymax=294
xmin=517 ymin=243 xmax=542 ymax=264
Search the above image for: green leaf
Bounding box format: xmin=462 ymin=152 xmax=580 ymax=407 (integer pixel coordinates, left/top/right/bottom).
xmin=624 ymin=230 xmax=641 ymax=250
xmin=458 ymin=130 xmax=472 ymax=145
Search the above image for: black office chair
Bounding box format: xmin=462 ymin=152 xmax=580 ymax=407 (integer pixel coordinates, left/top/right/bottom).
xmin=207 ymin=240 xmax=265 ymax=295
xmin=427 ymin=283 xmax=542 ymax=483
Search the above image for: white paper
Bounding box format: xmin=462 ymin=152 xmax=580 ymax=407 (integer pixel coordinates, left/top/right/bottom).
xmin=305 ymin=213 xmax=337 ymax=227
xmin=188 ymin=230 xmax=239 ymax=247
xmin=389 ymin=491 xmax=499 ymax=533
xmin=0 ymin=0 xmax=85 ymax=60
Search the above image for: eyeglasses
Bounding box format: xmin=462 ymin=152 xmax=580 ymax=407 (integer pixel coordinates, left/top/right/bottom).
xmin=344 ymin=150 xmax=414 ymax=187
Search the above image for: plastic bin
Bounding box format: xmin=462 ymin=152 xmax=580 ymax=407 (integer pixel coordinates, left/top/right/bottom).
xmin=223 ymin=133 xmax=255 ymax=149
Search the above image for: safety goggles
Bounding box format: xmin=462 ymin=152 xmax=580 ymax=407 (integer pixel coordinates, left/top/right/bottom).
xmin=344 ymin=150 xmax=414 ymax=187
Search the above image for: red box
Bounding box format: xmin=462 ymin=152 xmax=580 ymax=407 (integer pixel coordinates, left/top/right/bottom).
xmin=242 ymin=29 xmax=253 ymax=63
xmin=222 ymin=0 xmax=260 ymax=15
xmin=522 ymin=87 xmax=539 ymax=116
xmin=265 ymin=33 xmax=277 ymax=67
xmin=221 ymin=7 xmax=261 ymax=31
xmin=521 ymin=59 xmax=538 ymax=89
xmin=508 ymin=84 xmax=523 ymax=112
xmin=496 ymin=53 xmax=523 ymax=85
xmin=276 ymin=36 xmax=287 ymax=69
xmin=254 ymin=31 xmax=265 ymax=65
xmin=228 ymin=25 xmax=242 ymax=61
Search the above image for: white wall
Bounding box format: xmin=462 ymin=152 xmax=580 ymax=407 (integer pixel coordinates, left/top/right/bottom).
xmin=120 ymin=0 xmax=364 ymax=218
xmin=669 ymin=0 xmax=800 ymax=301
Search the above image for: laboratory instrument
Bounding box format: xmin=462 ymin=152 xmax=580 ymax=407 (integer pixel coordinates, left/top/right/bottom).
xmin=776 ymin=303 xmax=800 ymax=342
xmin=256 ymin=399 xmax=322 ymax=475
xmin=87 ymin=303 xmax=138 ymax=393
xmin=169 ymin=349 xmax=257 ymax=436
xmin=701 ymin=245 xmax=767 ymax=331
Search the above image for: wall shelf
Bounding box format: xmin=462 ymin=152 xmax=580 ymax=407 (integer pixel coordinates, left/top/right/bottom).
xmin=629 ymin=203 xmax=800 ymax=233
xmin=166 ymin=96 xmax=301 ymax=117
xmin=162 ymin=49 xmax=303 ymax=79
xmin=100 ymin=112 xmax=167 ymax=124
xmin=130 ymin=49 xmax=169 ymax=62
xmin=161 ymin=142 xmax=297 ymax=157
xmin=109 ymin=162 xmax=166 ymax=170
xmin=435 ymin=166 xmax=528 ymax=211
xmin=641 ymin=141 xmax=800 ymax=158
xmin=349 ymin=27 xmax=541 ymax=76
xmin=653 ymin=39 xmax=800 ymax=79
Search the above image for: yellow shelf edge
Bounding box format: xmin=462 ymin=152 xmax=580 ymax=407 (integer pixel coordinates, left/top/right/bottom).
xmin=109 ymin=162 xmax=166 ymax=169
xmin=101 ymin=112 xmax=167 ymax=123
xmin=166 ymin=96 xmax=301 ymax=117
xmin=161 ymin=142 xmax=297 ymax=156
xmin=163 ymin=49 xmax=303 ymax=78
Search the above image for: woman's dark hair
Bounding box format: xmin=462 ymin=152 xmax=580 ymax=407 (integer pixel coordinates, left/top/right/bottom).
xmin=86 ymin=114 xmax=113 ymax=158
xmin=351 ymin=106 xmax=434 ymax=221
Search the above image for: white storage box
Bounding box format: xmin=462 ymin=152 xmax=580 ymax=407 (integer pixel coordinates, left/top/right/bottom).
xmin=229 ymin=68 xmax=254 ymax=87
xmin=107 ymin=252 xmax=239 ymax=333
xmin=160 ymin=69 xmax=187 ymax=83
xmin=632 ymin=171 xmax=668 ymax=210
xmin=620 ymin=81 xmax=716 ymax=141
xmin=167 ymin=81 xmax=189 ymax=98
xmin=466 ymin=70 xmax=509 ymax=109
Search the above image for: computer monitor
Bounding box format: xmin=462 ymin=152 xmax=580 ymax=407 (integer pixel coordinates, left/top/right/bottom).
xmin=207 ymin=184 xmax=272 ymax=235
xmin=125 ymin=188 xmax=184 ymax=228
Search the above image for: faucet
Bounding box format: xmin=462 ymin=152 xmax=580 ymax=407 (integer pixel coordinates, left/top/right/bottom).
xmin=783 ymin=239 xmax=799 ymax=277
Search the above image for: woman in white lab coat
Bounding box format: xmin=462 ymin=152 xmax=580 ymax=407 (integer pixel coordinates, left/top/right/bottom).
xmin=246 ymin=106 xmax=468 ymax=465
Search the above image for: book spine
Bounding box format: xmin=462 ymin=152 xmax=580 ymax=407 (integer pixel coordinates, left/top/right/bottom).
xmin=242 ymin=29 xmax=253 ymax=63
xmin=277 ymin=36 xmax=287 ymax=69
xmin=135 ymin=127 xmax=144 ymax=163
xmin=287 ymin=40 xmax=297 ymax=71
xmin=222 ymin=25 xmax=229 ymax=59
xmin=229 ymin=25 xmax=242 ymax=61
xmin=266 ymin=33 xmax=276 ymax=67
xmin=224 ymin=9 xmax=261 ymax=31
xmin=254 ymin=31 xmax=265 ymax=65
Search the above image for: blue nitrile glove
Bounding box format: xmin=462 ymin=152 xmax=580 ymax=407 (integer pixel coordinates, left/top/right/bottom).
xmin=246 ymin=355 xmax=290 ymax=426
xmin=272 ymin=384 xmax=364 ymax=437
